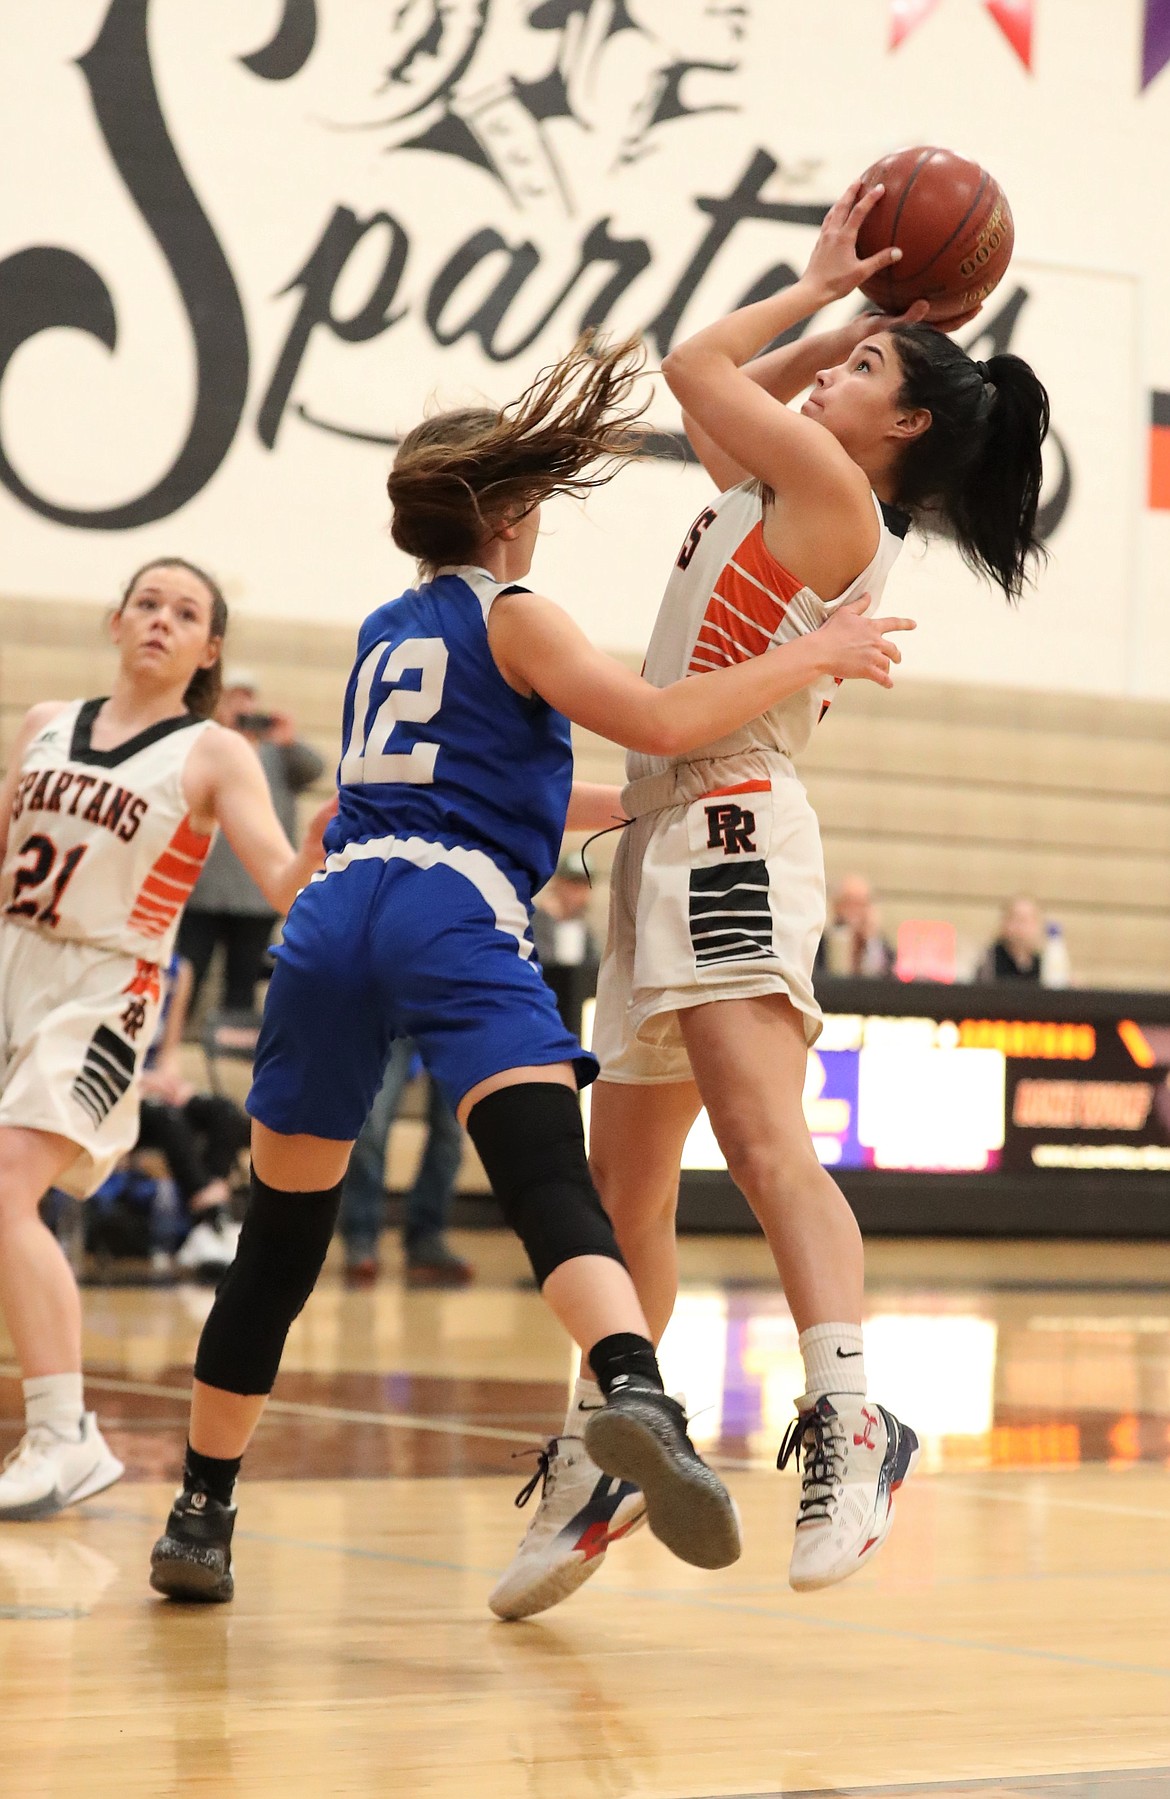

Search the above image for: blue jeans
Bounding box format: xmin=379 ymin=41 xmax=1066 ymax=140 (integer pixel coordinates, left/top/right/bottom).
xmin=338 ymin=1037 xmax=464 ymax=1259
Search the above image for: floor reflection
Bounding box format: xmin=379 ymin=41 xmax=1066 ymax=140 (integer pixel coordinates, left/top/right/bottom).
xmin=5 ymin=1237 xmax=1170 ymax=1480
xmin=661 ymin=1270 xmax=1170 ymax=1473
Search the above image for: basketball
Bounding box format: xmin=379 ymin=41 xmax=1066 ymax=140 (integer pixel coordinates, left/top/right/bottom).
xmin=855 ymin=146 xmax=1014 ymax=322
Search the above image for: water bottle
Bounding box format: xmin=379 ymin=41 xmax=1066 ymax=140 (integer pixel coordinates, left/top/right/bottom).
xmin=1040 ymin=920 xmax=1071 ymax=988
xmin=150 ymin=1174 xmax=184 ymax=1259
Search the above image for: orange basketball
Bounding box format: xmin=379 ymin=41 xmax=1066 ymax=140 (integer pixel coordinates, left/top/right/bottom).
xmin=855 ymin=146 xmax=1014 ymax=322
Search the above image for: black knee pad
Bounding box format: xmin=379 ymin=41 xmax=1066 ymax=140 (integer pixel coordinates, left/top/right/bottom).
xmin=194 ymin=1172 xmax=342 ymax=1396
xmin=466 ymin=1083 xmax=625 ymax=1287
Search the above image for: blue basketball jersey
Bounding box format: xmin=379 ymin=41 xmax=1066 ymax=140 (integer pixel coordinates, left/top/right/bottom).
xmin=324 ymin=566 xmax=572 ymax=897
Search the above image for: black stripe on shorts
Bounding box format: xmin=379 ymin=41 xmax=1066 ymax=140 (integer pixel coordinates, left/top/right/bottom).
xmin=689 ymin=860 xmax=774 ymax=968
xmin=71 ymin=1025 xmax=136 ymax=1126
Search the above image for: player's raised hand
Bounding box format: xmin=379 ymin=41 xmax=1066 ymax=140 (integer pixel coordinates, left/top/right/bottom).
xmin=804 ymin=181 xmax=904 ymax=303
xmin=814 ymin=596 xmax=915 ymax=689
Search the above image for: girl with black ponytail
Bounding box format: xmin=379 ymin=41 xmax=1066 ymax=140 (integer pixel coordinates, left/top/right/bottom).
xmin=562 ymin=179 xmax=1050 ymax=1615
xmin=884 ymin=325 xmax=1049 ymax=601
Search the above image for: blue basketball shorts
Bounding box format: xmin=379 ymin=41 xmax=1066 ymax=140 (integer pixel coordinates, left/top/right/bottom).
xmin=247 ymin=840 xmax=597 ymax=1141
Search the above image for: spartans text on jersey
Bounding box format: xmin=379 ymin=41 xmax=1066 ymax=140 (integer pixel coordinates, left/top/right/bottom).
xmin=9 ymin=769 xmax=148 ymax=842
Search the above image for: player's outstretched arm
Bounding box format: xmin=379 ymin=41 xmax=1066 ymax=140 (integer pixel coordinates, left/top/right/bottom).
xmin=184 ymin=728 xmax=335 ymax=915
xmin=489 ymin=591 xmax=913 ymax=759
xmin=661 ymin=182 xmax=901 ymax=520
xmin=680 ymin=300 xmax=933 ymax=490
xmin=565 ymin=783 xmax=625 ymax=832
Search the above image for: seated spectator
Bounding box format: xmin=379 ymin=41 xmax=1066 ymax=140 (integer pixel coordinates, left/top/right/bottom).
xmin=977 ymin=894 xmax=1066 ymax=984
xmin=137 ymin=958 xmax=250 ymax=1275
xmin=531 ymin=851 xmax=600 ymax=1038
xmin=177 ymin=669 xmax=324 ymax=1015
xmin=339 ymin=1037 xmax=471 ymax=1289
xmin=815 ymin=873 xmax=896 ymax=978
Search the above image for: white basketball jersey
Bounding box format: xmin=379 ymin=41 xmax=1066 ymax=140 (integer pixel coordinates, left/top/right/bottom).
xmin=627 ymin=481 xmax=908 ymax=783
xmin=1 ymin=699 xmax=216 ymax=964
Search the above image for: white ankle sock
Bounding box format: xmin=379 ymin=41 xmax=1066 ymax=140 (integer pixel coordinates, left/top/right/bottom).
xmin=563 ymin=1374 xmax=602 ymax=1436
xmin=23 ymin=1374 xmax=85 ymax=1440
xmin=798 ymin=1323 xmax=866 ymax=1404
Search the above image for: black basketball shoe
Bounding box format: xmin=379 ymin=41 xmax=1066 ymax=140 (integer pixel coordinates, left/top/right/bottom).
xmin=149 ymin=1487 xmax=236 ymax=1603
xmin=583 ymin=1381 xmax=741 ymax=1571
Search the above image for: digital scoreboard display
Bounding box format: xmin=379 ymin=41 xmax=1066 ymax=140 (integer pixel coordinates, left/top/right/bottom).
xmin=679 ymin=1005 xmax=1170 ymax=1178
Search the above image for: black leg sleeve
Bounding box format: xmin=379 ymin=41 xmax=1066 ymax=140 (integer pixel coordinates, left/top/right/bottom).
xmin=465 ymin=1083 xmax=626 ymax=1288
xmin=193 ymin=1170 xmax=343 ymax=1395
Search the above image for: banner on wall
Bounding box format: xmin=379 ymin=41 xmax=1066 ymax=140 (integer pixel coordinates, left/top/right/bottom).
xmin=1150 ymin=393 xmax=1170 ymax=508
xmin=1143 ymin=0 xmax=1170 ymax=88
xmin=890 ymin=0 xmax=1034 ymax=68
xmin=0 ymin=0 xmax=1153 ymax=695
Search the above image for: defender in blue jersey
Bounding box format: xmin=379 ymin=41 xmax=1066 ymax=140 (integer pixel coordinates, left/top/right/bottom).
xmin=151 ymin=337 xmax=908 ymax=1611
xmin=246 ymin=562 xmax=591 ymax=1140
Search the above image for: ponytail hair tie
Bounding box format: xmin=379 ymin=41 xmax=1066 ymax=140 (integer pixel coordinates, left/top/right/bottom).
xmin=974 ymin=359 xmax=991 ymax=382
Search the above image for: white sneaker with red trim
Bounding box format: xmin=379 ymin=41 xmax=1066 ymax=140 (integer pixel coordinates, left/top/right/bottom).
xmin=489 ymin=1433 xmax=646 ymax=1621
xmin=778 ymin=1395 xmax=919 ymax=1592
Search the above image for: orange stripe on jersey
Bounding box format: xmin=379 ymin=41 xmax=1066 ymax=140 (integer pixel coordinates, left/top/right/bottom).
xmin=128 ymin=897 xmax=175 ymax=927
xmin=137 ymin=872 xmax=195 ymax=907
xmin=127 ymin=814 xmax=211 ymax=938
xmin=150 ymin=850 xmax=205 ymax=891
xmin=701 ymin=780 xmax=771 ymax=799
xmin=123 ymin=959 xmax=162 ymax=1002
xmin=719 ymin=564 xmax=794 ymax=635
xmin=126 ymin=916 xmax=170 ymax=939
xmin=687 ymin=523 xmax=805 ymax=674
xmin=170 ymin=817 xmax=212 ymax=861
xmin=691 ymin=597 xmax=770 ymax=668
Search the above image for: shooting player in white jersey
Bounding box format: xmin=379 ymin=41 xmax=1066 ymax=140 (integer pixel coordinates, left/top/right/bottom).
xmin=496 ymin=180 xmax=1050 ymax=1615
xmin=0 ymin=559 xmax=333 ymax=1520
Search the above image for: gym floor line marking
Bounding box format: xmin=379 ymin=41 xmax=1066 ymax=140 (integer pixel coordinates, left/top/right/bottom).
xmin=0 ymin=1364 xmax=544 ymax=1448
xmin=941 ymin=1479 xmax=1170 ymax=1522
xmin=713 ymin=1771 xmax=1170 ymax=1799
xmin=78 ymin=1503 xmax=1170 ymax=1682
xmin=11 ymin=1367 xmax=1170 ymax=1491
xmin=0 ymin=1363 xmax=774 ymax=1470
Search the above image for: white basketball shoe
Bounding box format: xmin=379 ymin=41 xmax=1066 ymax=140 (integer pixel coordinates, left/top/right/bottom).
xmin=175 ymin=1212 xmax=241 ymax=1279
xmin=0 ymin=1414 xmax=124 ymax=1521
xmin=489 ymin=1382 xmax=647 ymax=1621
xmin=778 ymin=1394 xmax=919 ymax=1592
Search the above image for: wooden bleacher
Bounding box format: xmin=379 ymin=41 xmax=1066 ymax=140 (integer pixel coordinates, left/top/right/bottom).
xmin=3 ymin=594 xmax=1167 ymax=991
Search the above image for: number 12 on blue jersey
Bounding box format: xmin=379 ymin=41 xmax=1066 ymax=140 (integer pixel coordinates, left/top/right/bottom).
xmin=339 ymin=637 xmax=449 ymax=787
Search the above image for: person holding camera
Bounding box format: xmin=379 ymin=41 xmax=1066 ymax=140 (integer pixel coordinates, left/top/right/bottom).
xmin=176 ymin=671 xmax=325 ymax=1015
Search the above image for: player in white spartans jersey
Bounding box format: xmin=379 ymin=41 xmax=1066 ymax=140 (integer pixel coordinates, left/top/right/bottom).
xmin=498 ymin=180 xmax=1050 ymax=1615
xmin=0 ymin=558 xmax=333 ymax=1521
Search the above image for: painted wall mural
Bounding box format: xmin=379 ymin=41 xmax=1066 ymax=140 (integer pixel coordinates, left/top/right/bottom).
xmin=1 ymin=2 xmax=1168 ymax=695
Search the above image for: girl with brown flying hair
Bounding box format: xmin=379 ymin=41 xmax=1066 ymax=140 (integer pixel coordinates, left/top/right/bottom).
xmin=0 ymin=558 xmax=334 ymax=1521
xmin=147 ymin=337 xmax=909 ymax=1609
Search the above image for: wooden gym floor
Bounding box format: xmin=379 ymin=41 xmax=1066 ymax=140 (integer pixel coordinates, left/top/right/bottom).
xmin=2 ymin=1232 xmax=1170 ymax=1798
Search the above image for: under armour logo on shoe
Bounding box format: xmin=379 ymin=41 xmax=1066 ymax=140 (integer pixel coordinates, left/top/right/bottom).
xmin=190 ymin=1491 xmax=207 ymax=1510
xmin=853 ymin=1407 xmax=878 ymax=1451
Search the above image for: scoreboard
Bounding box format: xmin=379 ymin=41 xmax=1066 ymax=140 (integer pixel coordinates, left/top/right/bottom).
xmin=675 ymin=979 xmax=1170 ymax=1238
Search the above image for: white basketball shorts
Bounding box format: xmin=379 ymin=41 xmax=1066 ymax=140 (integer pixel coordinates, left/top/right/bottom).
xmin=0 ymin=921 xmax=161 ymax=1196
xmin=592 ymin=752 xmax=826 ymax=1085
